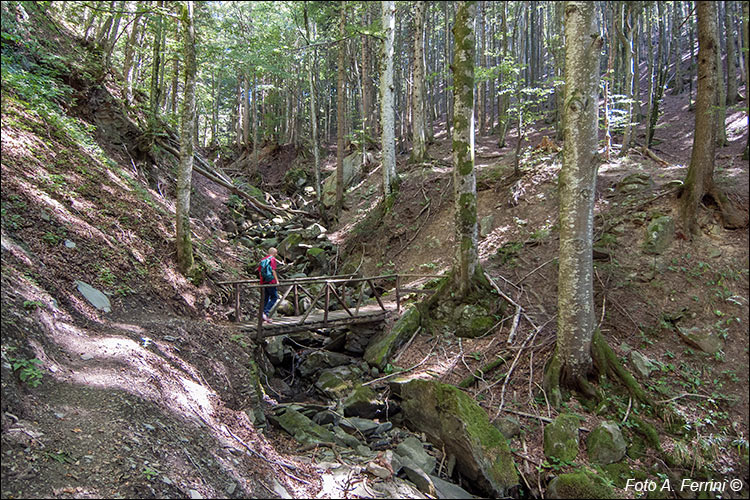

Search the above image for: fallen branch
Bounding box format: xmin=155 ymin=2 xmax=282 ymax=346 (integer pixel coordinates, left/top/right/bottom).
xmin=363 ymin=338 xmax=436 ymax=386
xmin=499 ymin=408 xmax=590 ymax=432
xmin=393 ymin=326 xmax=421 ymax=363
xmin=641 ymin=145 xmax=669 ymax=167
xmin=458 ymin=354 xmax=508 ymax=388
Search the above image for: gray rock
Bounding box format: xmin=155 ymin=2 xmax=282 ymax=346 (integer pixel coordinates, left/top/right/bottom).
xmin=587 ymin=421 xmax=626 ymax=465
xmin=643 ymin=216 xmax=674 ymax=254
xmin=355 ymin=444 xmax=374 ymax=457
xmin=342 ymin=384 xmax=385 ymax=419
xmin=616 ymin=172 xmax=652 ymax=193
xmin=383 ymin=449 xmax=403 ymax=474
xmin=272 ymin=408 xmax=336 ymax=446
xmin=543 ymin=413 xmax=580 ymax=462
xmin=64 ymin=239 xmax=76 ymax=248
xmin=315 ymin=370 xmax=355 ymax=399
xmin=299 ymin=351 xmax=354 ymax=377
xmin=677 ymin=326 xmax=724 ymax=354
xmin=430 ymin=475 xmax=478 ymax=499
xmin=629 ymin=351 xmax=654 ymax=378
xmin=480 ymin=215 xmax=495 ymax=238
xmin=364 ymin=306 xmax=421 ymax=369
xmin=264 ymin=336 xmax=288 ymax=365
xmin=367 ymin=461 xmax=392 ymax=479
xmin=396 ymin=436 xmax=436 ymax=475
xmin=188 ymin=490 xmax=203 ymax=499
xmin=80 ymin=353 xmax=94 ymax=360
xmin=322 ymin=153 xmax=364 ymax=207
xmin=75 ymin=280 xmax=111 ymax=313
xmin=493 ymin=416 xmax=521 ymax=438
xmin=454 ymin=304 xmax=495 ymax=338
xmin=401 ymin=458 xmax=437 ymax=497
xmin=333 ymin=426 xmax=361 ymax=449
xmin=272 ymin=479 xmax=292 ymax=499
xmin=396 ymin=379 xmax=517 ymax=498
xmin=339 ymin=417 xmax=380 ymax=436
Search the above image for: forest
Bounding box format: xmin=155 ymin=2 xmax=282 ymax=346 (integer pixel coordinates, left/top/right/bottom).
xmin=1 ymin=1 xmax=749 ymax=499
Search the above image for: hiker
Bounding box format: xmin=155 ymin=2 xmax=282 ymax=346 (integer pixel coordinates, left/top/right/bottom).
xmin=258 ymin=247 xmax=280 ymax=323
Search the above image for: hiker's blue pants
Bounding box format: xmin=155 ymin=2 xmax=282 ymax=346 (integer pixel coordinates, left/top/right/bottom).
xmin=263 ymin=286 xmax=278 ymax=315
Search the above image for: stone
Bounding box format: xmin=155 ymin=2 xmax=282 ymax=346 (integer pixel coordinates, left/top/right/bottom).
xmin=322 ymin=152 xmax=364 ymax=207
xmin=342 ymin=384 xmax=385 ymax=419
xmin=332 ymin=426 xmax=362 ymax=449
xmin=616 ymin=172 xmax=652 ymax=194
xmin=272 ymin=408 xmax=336 ymax=446
xmin=543 ymin=413 xmax=580 ymax=462
xmin=629 ymin=351 xmax=654 ymax=378
xmin=364 ymin=306 xmax=420 ymax=370
xmin=642 ymin=216 xmax=674 ymax=255
xmin=429 ymin=475 xmax=478 ymax=499
xmin=480 ymin=215 xmax=495 ymax=238
xmin=339 ymin=417 xmax=380 ymax=437
xmin=397 ymin=379 xmax=518 ymax=497
xmin=75 ymin=280 xmax=111 ymax=313
xmin=303 ymin=223 xmax=327 ymax=239
xmin=401 ymin=458 xmax=437 ymax=497
xmin=454 ymin=304 xmax=495 ymax=338
xmin=264 ymin=336 xmax=288 ymax=365
xmin=677 ymin=326 xmax=724 ymax=354
xmin=383 ymin=449 xmax=403 ymax=474
xmin=546 ymin=469 xmax=616 ymax=499
xmin=188 ymin=490 xmax=203 ymax=499
xmin=80 ymin=353 xmax=94 ymax=360
xmin=299 ymin=351 xmax=354 ymax=378
xmin=396 ymin=436 xmax=436 ymax=475
xmin=492 ymin=416 xmax=521 ymax=439
xmin=272 ymin=479 xmax=292 ymax=499
xmin=64 ymin=239 xmax=76 ymax=248
xmin=367 ymin=462 xmax=392 ymax=479
xmin=306 ymin=247 xmax=328 ymax=270
xmin=587 ymin=421 xmax=627 ymax=465
xmin=278 ymin=232 xmax=303 ymax=259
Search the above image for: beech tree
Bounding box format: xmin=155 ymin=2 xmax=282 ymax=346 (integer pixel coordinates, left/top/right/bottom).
xmin=451 ymin=0 xmax=480 ymax=294
xmin=545 ymin=0 xmax=601 ymax=396
xmin=176 ymin=0 xmax=197 ymax=275
xmin=380 ymin=0 xmax=399 ymax=197
xmin=409 ymin=0 xmax=428 ymax=164
xmin=680 ymin=1 xmax=745 ymax=234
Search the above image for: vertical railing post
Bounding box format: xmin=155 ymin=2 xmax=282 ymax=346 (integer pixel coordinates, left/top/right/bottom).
xmin=324 ymin=282 xmax=330 ymax=325
xmin=294 ymin=284 xmax=299 ymax=315
xmin=396 ymin=275 xmax=400 ymax=312
xmin=235 ymin=283 xmax=241 ymax=322
xmin=257 ymin=286 xmax=264 ymax=341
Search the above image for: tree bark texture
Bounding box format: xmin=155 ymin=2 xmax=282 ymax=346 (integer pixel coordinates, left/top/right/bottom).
xmin=176 ymin=0 xmax=197 ymax=275
xmin=410 ymin=1 xmax=428 ymax=163
xmin=557 ymin=0 xmax=601 ymax=384
xmin=451 ymin=1 xmax=479 ymax=295
xmin=380 ymin=0 xmax=398 ymax=197
xmin=335 ymin=0 xmax=347 ymax=214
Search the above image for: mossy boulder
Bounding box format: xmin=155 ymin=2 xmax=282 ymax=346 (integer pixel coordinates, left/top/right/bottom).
xmin=677 ymin=326 xmax=724 ymax=354
xmin=278 ymin=232 xmax=303 ymax=259
xmin=587 ymin=421 xmax=627 ymax=465
xmin=546 ymin=469 xmax=616 ymax=499
xmin=455 ymin=304 xmax=495 ymax=338
xmin=306 ymin=247 xmax=328 ymax=270
xmin=543 ymin=413 xmax=580 ymax=462
xmin=617 ymin=172 xmax=653 ymax=194
xmin=273 ymin=408 xmax=336 ymax=446
xmin=642 ymin=216 xmax=674 ymax=254
xmin=397 ymin=379 xmax=518 ymax=497
xmin=342 ymin=384 xmax=385 ymax=419
xmin=364 ymin=306 xmax=420 ymax=370
xmin=315 ymin=370 xmax=354 ymax=399
xmin=322 ymin=152 xmax=363 ymax=207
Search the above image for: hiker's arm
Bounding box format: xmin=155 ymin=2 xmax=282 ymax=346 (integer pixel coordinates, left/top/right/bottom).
xmin=272 ymin=268 xmax=279 ymax=283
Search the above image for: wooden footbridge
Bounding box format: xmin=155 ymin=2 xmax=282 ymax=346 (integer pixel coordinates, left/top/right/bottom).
xmin=217 ymin=274 xmax=438 ymax=340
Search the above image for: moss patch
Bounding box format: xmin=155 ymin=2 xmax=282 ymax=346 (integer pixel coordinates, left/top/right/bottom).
xmin=543 ymin=413 xmax=580 ymax=462
xmin=364 ymin=306 xmax=420 ymax=369
xmin=546 ymin=469 xmax=616 ymax=499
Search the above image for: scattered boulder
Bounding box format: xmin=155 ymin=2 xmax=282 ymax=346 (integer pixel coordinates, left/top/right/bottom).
xmin=430 ymin=475 xmax=478 ymax=499
xmin=401 ymin=459 xmax=437 ymax=497
xmin=543 ymin=413 xmax=580 ymax=462
xmin=616 ymin=172 xmax=653 ymax=194
xmin=480 ymin=215 xmax=495 ymax=238
xmin=339 ymin=417 xmax=380 ymax=437
xmin=322 ymin=153 xmax=364 ymax=207
xmin=75 ymin=280 xmax=111 ymax=313
xmin=455 ymin=304 xmax=495 ymax=338
xmin=299 ymin=351 xmax=354 ymax=378
xmin=492 ymin=416 xmax=522 ymax=439
xmin=314 ymin=369 xmax=356 ymax=399
xmin=677 ymin=326 xmax=724 ymax=354
xmin=629 ymin=351 xmax=654 ymax=378
xmin=264 ymin=336 xmax=289 ymax=365
xmin=278 ymin=232 xmax=303 ymax=259
xmin=396 ymin=436 xmax=436 ymax=475
xmin=342 ymin=384 xmax=385 ymax=419
xmin=546 ymin=469 xmax=616 ymax=499
xmin=364 ymin=306 xmax=420 ymax=369
xmin=586 ymin=421 xmax=627 ymax=465
xmin=396 ymin=379 xmax=518 ymax=497
xmin=643 ymin=216 xmax=674 ymax=255
xmin=306 ymin=247 xmax=328 ymax=271
xmin=272 ymin=408 xmax=336 ymax=446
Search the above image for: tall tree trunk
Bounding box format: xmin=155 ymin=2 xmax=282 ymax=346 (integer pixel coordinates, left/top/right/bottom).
xmin=243 ymin=74 xmax=251 ymax=150
xmin=555 ymin=0 xmax=601 ymax=387
xmin=410 ymin=1 xmax=428 ymax=163
xmin=724 ymin=1 xmax=739 ymax=105
xmin=497 ymin=2 xmax=510 ymax=147
xmin=743 ymin=0 xmax=749 ymax=160
xmin=122 ymin=4 xmax=142 ymax=105
xmin=477 ymin=1 xmax=486 ymax=134
xmin=714 ymin=2 xmax=728 ymax=146
xmin=452 ymin=0 xmax=480 ymax=295
xmin=305 ymin=4 xmax=322 ymax=204
xmin=176 ymin=0 xmax=197 ymax=275
xmin=619 ymin=3 xmax=634 ymax=155
xmin=149 ymin=0 xmax=164 ymax=128
xmin=381 ymin=0 xmax=399 ymax=197
xmin=672 ymin=1 xmax=684 ymax=95
xmin=444 ymin=1 xmax=452 ymax=139
xmin=335 ymin=1 xmax=347 ymax=215
xmin=361 ymin=6 xmax=372 ymax=142
xmin=253 ymin=73 xmax=259 ymax=169
xmin=681 ymin=1 xmax=745 ymax=232
xmin=169 ymin=52 xmax=179 ymax=115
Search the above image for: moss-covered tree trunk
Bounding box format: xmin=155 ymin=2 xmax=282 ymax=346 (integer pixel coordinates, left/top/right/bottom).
xmin=176 ymin=0 xmax=196 ymax=275
xmin=714 ymin=2 xmax=727 ymax=147
xmin=149 ymin=0 xmax=164 ymax=129
xmin=452 ymin=1 xmax=479 ymax=296
xmin=554 ymin=1 xmax=601 ymax=387
xmin=335 ymin=0 xmax=347 ymax=216
xmin=380 ymin=0 xmax=399 ymax=197
xmin=680 ymin=1 xmax=746 ymax=233
xmin=410 ymin=0 xmax=428 ymax=164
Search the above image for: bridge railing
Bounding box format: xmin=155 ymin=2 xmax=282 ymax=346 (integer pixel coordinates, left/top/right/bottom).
xmin=216 ymin=273 xmax=442 ymax=339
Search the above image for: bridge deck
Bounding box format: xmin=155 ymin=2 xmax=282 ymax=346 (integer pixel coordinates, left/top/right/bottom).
xmin=239 ymin=302 xmax=397 ymax=337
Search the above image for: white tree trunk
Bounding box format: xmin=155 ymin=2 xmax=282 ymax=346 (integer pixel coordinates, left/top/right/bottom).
xmin=380 ymin=0 xmax=398 ymax=196
xmin=410 ymin=0 xmax=428 ymax=163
